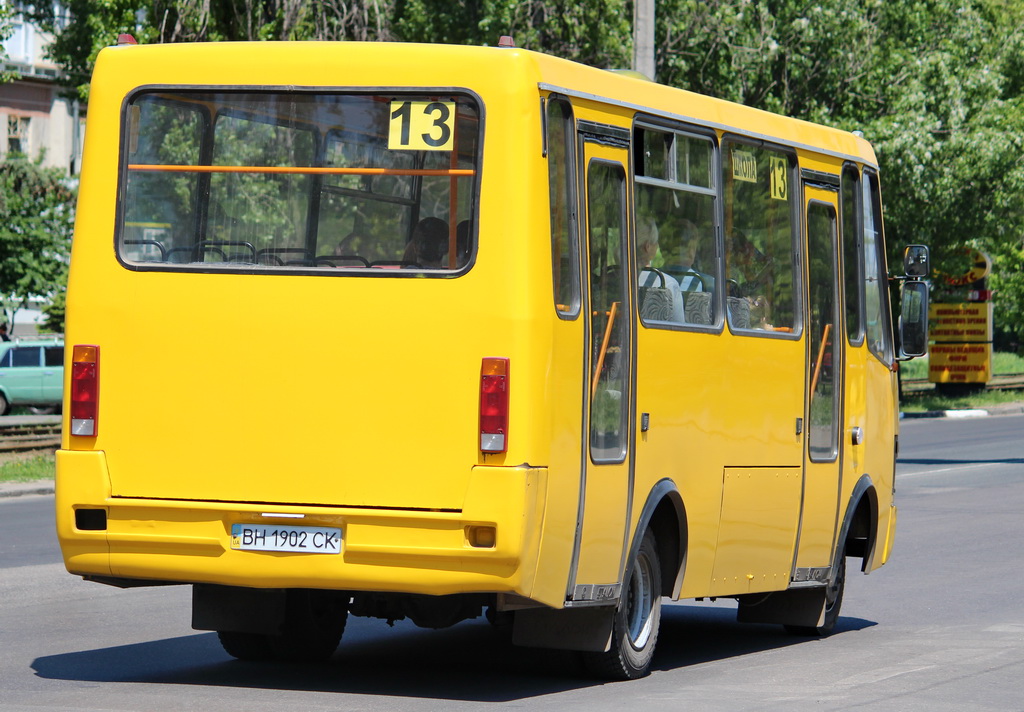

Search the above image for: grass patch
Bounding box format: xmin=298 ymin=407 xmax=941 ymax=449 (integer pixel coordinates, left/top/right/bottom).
xmin=0 ymin=454 xmax=56 ymax=484
xmin=901 ymin=387 xmax=1024 ymax=413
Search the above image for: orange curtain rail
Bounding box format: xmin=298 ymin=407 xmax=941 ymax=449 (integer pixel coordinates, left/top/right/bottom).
xmin=127 ymin=164 xmax=475 ymax=177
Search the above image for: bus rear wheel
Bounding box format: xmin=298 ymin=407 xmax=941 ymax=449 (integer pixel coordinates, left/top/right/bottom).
xmin=218 ymin=589 xmax=348 ymax=662
xmin=217 ymin=630 xmax=273 ymax=661
xmin=583 ymin=529 xmax=662 ymax=680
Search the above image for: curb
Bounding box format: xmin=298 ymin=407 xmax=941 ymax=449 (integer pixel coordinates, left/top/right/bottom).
xmin=901 ymin=402 xmax=1024 ymax=420
xmin=901 ymin=409 xmax=989 ymax=419
xmin=0 ymin=480 xmax=54 ymax=498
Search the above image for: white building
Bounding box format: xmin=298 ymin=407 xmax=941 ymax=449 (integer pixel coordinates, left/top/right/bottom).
xmin=0 ymin=3 xmax=83 ymax=174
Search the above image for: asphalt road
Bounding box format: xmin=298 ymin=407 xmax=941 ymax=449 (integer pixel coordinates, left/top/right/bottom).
xmin=2 ymin=413 xmax=1022 ymax=711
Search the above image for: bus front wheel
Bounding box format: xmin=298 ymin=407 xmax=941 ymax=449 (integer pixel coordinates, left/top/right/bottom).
xmin=583 ymin=529 xmax=662 ymax=680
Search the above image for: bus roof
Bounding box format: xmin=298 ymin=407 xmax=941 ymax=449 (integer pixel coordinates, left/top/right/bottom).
xmin=94 ymin=40 xmax=877 ymax=167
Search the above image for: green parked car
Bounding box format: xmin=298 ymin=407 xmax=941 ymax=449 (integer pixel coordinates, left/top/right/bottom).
xmin=0 ymin=336 xmax=64 ymax=415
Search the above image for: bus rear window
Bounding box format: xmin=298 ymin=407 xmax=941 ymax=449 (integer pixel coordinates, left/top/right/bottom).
xmin=119 ymin=90 xmax=480 ymax=273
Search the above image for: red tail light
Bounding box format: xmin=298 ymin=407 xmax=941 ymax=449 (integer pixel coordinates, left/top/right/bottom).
xmin=70 ymin=345 xmax=99 ymax=437
xmin=479 ymin=357 xmax=509 ymax=453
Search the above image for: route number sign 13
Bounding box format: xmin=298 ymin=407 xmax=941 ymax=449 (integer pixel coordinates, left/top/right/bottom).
xmin=388 ymin=100 xmax=456 ymax=151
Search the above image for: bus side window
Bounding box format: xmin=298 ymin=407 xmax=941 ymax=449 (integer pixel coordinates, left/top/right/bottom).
xmin=547 ymin=97 xmax=580 ymax=317
xmin=863 ymin=170 xmax=893 ymax=363
xmin=633 ymin=124 xmax=717 ymax=327
xmin=841 ymin=165 xmax=865 ymax=345
xmin=723 ymin=142 xmax=796 ymax=333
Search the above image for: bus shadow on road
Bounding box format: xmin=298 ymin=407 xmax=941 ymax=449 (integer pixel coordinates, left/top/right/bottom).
xmin=31 ymin=604 xmax=876 ymax=702
xmin=655 ymin=602 xmax=876 ymax=671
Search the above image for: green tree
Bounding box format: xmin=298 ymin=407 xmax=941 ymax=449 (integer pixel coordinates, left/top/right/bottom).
xmin=391 ymin=0 xmax=631 ymax=67
xmin=31 ymin=1 xmax=399 ymax=100
xmin=33 ymin=0 xmax=1024 ymax=346
xmin=40 ymin=287 xmax=67 ymax=334
xmin=0 ymin=160 xmax=75 ymax=331
xmin=29 ymin=0 xmax=146 ymax=101
xmin=654 ymin=0 xmax=1024 ymax=347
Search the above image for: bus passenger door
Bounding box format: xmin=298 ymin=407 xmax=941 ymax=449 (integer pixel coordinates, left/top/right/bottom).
xmin=796 ymin=190 xmax=844 ymax=574
xmin=568 ymin=134 xmax=634 ymax=604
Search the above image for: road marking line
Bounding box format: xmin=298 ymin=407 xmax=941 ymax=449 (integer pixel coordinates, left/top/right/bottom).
xmin=897 ymin=462 xmax=1003 ymax=478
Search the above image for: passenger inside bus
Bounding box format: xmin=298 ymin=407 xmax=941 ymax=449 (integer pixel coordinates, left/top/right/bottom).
xmin=404 ymin=217 xmax=449 ymax=268
xmin=726 ymin=229 xmax=773 ymax=329
xmin=662 ymin=220 xmax=714 ymax=292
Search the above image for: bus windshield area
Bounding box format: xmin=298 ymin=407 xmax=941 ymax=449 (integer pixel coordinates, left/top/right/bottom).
xmin=119 ymin=90 xmax=481 ymax=273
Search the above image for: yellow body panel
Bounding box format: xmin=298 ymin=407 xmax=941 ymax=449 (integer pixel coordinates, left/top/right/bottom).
xmin=709 ymin=467 xmax=801 ymax=595
xmin=58 ymin=41 xmax=896 ymax=613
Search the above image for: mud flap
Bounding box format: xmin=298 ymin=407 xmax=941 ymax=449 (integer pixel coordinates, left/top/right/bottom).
xmin=736 ymin=587 xmax=827 ymax=628
xmin=192 ymin=584 xmax=287 ymax=635
xmin=512 ymin=605 xmax=616 ymax=652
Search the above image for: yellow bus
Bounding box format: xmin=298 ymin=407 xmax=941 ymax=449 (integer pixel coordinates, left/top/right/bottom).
xmin=57 ymin=38 xmax=929 ymax=679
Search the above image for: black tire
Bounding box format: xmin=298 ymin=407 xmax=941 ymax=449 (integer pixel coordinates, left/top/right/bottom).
xmin=217 ymin=630 xmax=274 ymax=661
xmin=785 ymin=551 xmax=846 ymax=636
xmin=271 ymin=590 xmax=348 ymax=662
xmin=582 ymin=529 xmax=662 ymax=680
xmin=0 ymin=393 xmax=9 ymax=416
xmin=218 ymin=590 xmax=348 ymax=663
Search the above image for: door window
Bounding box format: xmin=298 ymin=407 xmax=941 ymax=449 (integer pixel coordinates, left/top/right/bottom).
xmin=11 ymin=347 xmax=41 ymax=367
xmin=806 ymin=202 xmax=840 ymax=461
xmin=587 ymin=160 xmax=629 ymax=463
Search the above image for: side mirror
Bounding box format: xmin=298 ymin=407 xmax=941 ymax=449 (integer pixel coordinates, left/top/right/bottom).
xmin=903 ymin=244 xmax=930 ymax=278
xmin=899 ymin=280 xmax=929 ymax=358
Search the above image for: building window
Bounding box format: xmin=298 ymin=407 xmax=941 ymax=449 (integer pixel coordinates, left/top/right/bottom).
xmin=7 ymin=116 xmax=30 ymax=156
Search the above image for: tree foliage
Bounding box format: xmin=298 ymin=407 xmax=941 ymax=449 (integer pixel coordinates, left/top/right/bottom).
xmin=31 ymin=0 xmax=1024 ymax=346
xmin=0 ymin=160 xmax=75 ymax=329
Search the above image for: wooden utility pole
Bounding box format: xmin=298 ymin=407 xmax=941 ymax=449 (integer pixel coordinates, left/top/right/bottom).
xmin=633 ymin=0 xmax=656 ymax=81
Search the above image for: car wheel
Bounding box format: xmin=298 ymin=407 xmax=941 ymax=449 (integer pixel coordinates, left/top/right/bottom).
xmin=28 ymin=405 xmax=60 ymax=415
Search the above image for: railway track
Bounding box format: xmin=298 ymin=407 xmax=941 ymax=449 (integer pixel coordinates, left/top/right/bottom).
xmin=0 ymin=418 xmax=62 ymax=454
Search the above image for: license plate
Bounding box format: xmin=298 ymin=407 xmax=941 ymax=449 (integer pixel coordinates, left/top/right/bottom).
xmin=231 ymin=523 xmax=342 ymax=554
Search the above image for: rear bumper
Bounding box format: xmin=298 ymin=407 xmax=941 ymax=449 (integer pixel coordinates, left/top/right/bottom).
xmin=56 ymin=449 xmax=550 ymax=601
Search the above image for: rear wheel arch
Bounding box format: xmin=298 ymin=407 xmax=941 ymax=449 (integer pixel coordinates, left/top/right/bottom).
xmin=630 ymin=479 xmax=687 ymax=598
